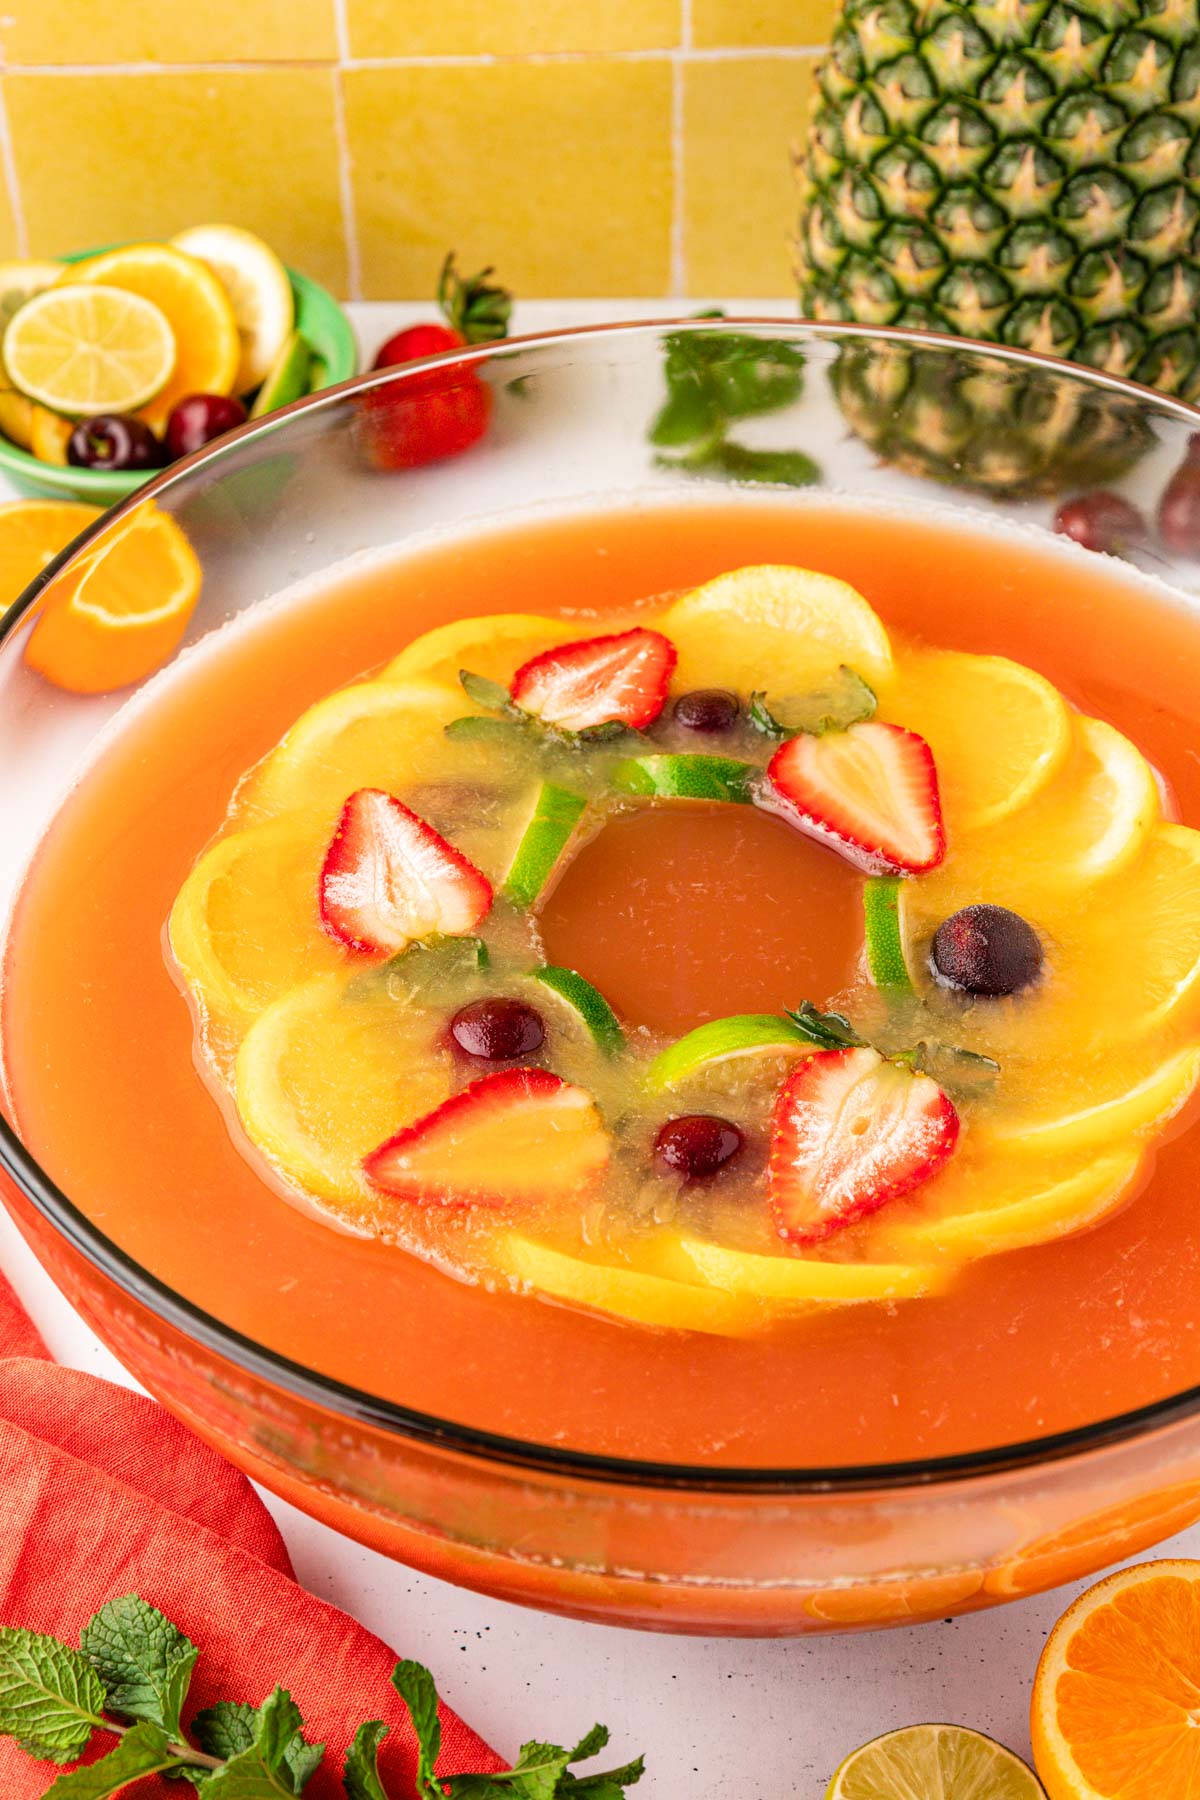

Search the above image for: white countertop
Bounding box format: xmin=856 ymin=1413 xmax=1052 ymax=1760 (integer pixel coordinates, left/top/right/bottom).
xmin=3 ymin=298 xmax=1195 ymax=1799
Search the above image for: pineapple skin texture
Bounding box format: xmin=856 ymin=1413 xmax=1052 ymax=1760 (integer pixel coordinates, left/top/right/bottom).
xmin=794 ymin=0 xmax=1197 ymax=488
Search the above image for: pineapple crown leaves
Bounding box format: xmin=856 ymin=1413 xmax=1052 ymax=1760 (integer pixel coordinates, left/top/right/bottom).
xmin=437 ymin=253 xmax=513 ymax=346
xmin=0 ymin=1596 xmax=645 ymax=1799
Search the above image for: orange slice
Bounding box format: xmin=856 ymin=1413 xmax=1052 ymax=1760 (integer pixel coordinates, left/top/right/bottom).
xmin=28 ymin=405 xmax=73 ymax=466
xmin=1031 ymin=1556 xmax=1200 ymax=1799
xmin=991 ymin=1483 xmax=1200 ymax=1600
xmin=803 ymin=1568 xmax=984 ymax=1626
xmin=65 ymin=243 xmax=239 ymax=429
xmin=0 ymin=498 xmax=102 ymax=618
xmin=24 ymin=503 xmax=202 ymax=693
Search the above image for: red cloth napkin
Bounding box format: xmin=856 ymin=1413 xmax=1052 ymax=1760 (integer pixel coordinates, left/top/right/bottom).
xmin=0 ymin=1268 xmax=504 ymax=1796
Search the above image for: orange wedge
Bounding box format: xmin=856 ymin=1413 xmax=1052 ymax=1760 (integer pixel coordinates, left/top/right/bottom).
xmin=0 ymin=499 xmax=102 ymax=618
xmin=987 ymin=1480 xmax=1200 ymax=1599
xmin=25 ymin=504 xmax=202 ymax=693
xmin=65 ymin=243 xmax=239 ymax=430
xmin=1032 ymin=1557 xmax=1200 ymax=1799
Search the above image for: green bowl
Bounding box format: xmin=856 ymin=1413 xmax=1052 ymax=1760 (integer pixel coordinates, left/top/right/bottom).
xmin=0 ymin=253 xmax=359 ymax=505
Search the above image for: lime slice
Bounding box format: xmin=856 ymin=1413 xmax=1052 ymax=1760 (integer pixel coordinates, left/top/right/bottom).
xmin=5 ymin=283 xmax=175 ymax=416
xmin=645 ymin=1013 xmax=810 ymax=1092
xmin=827 ymin=1725 xmax=1044 ymax=1799
xmin=611 ymin=754 xmax=759 ymax=803
xmin=503 ymin=783 xmax=587 ymax=907
xmin=533 ymin=965 xmax=624 ymax=1055
xmin=864 ymin=877 xmax=913 ymax=993
xmin=173 ymin=223 xmax=295 ymax=393
xmin=250 ymin=329 xmax=313 ymax=418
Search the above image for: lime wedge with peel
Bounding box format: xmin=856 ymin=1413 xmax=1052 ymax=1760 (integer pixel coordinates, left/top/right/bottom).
xmin=533 ymin=964 xmax=624 ymax=1055
xmin=611 ymin=754 xmax=759 ymax=803
xmin=646 ymin=1013 xmax=812 ymax=1092
xmin=250 ymin=329 xmax=313 ymax=417
xmin=864 ymin=876 xmax=913 ymax=993
xmin=503 ymin=782 xmax=587 ymax=907
xmin=828 ymin=1726 xmax=1044 ymax=1799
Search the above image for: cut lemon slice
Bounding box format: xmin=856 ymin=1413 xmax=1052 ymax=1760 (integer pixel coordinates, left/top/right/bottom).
xmin=25 ymin=504 xmax=202 ymax=694
xmin=0 ymin=499 xmax=102 ymax=618
xmin=661 ymin=565 xmax=894 ymax=699
xmin=1031 ymin=1557 xmax=1200 ymax=1797
xmin=383 ymin=612 xmax=580 ymax=689
xmin=980 ymin=1046 xmax=1200 ymax=1156
xmin=880 ymin=1146 xmax=1144 ymax=1259
xmin=168 ymin=818 xmax=344 ymax=1025
xmin=496 ymin=1234 xmax=765 ymax=1336
xmin=887 ymin=648 xmax=1071 ymax=831
xmin=827 ymin=1725 xmax=1043 ymax=1799
xmin=235 ymin=974 xmax=451 ymax=1203
xmin=3 ymin=283 xmax=176 ymax=416
xmin=172 ymin=224 xmax=295 ymax=393
xmin=677 ymin=1237 xmax=950 ymax=1302
xmin=66 ymin=243 xmax=239 ymax=426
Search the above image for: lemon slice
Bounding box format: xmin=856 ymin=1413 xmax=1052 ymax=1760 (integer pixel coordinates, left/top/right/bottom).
xmin=172 ymin=224 xmax=295 ymax=394
xmin=496 ymin=1234 xmax=765 ymax=1336
xmin=661 ymin=565 xmax=895 ymax=698
xmin=383 ymin=613 xmax=580 ymax=689
xmin=980 ymin=1046 xmax=1200 ymax=1156
xmin=3 ymin=283 xmax=176 ymax=417
xmin=827 ymin=1725 xmax=1044 ymax=1799
xmin=887 ymin=648 xmax=1072 ymax=831
xmin=677 ymin=1237 xmax=950 ymax=1302
xmin=235 ymin=974 xmax=451 ymax=1203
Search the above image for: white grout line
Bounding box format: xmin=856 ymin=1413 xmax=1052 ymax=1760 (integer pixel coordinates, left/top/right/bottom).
xmin=0 ymin=84 xmax=28 ymax=258
xmin=1 ymin=46 xmax=827 ymax=76
xmin=329 ymin=0 xmax=362 ymax=302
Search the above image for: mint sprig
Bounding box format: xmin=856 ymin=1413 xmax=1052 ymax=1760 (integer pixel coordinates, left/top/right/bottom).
xmin=748 ymin=668 xmax=877 ymax=740
xmin=451 ymin=670 xmax=642 ymax=752
xmin=0 ymin=1597 xmax=645 ymax=1799
xmin=785 ymin=1001 xmax=1001 ymax=1096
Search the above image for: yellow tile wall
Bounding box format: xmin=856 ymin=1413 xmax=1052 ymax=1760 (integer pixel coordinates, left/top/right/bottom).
xmin=0 ymin=1 xmax=832 ymax=298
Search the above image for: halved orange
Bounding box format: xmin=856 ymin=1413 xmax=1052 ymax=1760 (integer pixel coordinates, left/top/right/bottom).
xmin=988 ymin=1480 xmax=1200 ymax=1599
xmin=24 ymin=503 xmax=202 ymax=693
xmin=0 ymin=498 xmax=102 ymax=617
xmin=1032 ymin=1557 xmax=1200 ymax=1799
xmin=65 ymin=243 xmax=239 ymax=429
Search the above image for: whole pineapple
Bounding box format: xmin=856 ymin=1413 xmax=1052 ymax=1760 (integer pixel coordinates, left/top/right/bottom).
xmin=794 ymin=0 xmax=1197 ymax=490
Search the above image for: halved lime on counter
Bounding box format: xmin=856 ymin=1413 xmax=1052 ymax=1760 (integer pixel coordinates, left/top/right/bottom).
xmin=827 ymin=1725 xmax=1044 ymax=1799
xmin=533 ymin=964 xmax=624 ymax=1055
xmin=645 ymin=1013 xmax=812 ymax=1092
xmin=503 ymin=783 xmax=587 ymax=907
xmin=251 ymin=329 xmax=314 ymax=418
xmin=611 ymin=753 xmax=759 ymax=803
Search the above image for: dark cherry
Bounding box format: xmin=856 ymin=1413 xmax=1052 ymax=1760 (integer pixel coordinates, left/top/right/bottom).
xmin=655 ymin=1114 xmax=743 ymax=1179
xmin=1159 ymin=464 xmax=1200 ymax=558
xmin=672 ymin=688 xmax=740 ymax=733
xmin=67 ymin=414 xmax=166 ymax=472
xmin=931 ymin=904 xmax=1043 ymax=998
xmin=165 ymin=392 xmax=249 ymax=461
xmin=450 ymin=997 xmax=545 ymax=1060
xmin=1053 ymin=491 xmax=1146 ymax=557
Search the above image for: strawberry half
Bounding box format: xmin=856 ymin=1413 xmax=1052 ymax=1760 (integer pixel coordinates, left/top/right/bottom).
xmin=764 ymin=720 xmax=945 ymax=874
xmin=319 ymin=787 xmax=492 ymax=956
xmin=363 ymin=1066 xmax=609 ymax=1206
xmin=510 ymin=628 xmax=676 ymax=732
xmin=769 ymin=1046 xmax=959 ymax=1245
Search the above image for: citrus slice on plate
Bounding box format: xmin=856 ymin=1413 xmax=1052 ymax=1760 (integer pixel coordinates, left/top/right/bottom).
xmin=827 ymin=1725 xmax=1044 ymax=1799
xmin=168 ymin=818 xmax=344 ymax=1024
xmin=235 ymin=973 xmax=451 ymax=1203
xmin=66 ymin=243 xmax=239 ymax=427
xmin=661 ymin=565 xmax=895 ymax=698
xmin=3 ymin=283 xmax=175 ymax=416
xmin=887 ymin=648 xmax=1072 ymax=831
xmin=24 ymin=503 xmax=202 ymax=693
xmin=383 ymin=613 xmax=580 ymax=689
xmin=0 ymin=499 xmax=102 ymax=617
xmin=991 ymin=1488 xmax=1200 ymax=1601
xmin=1031 ymin=1557 xmax=1200 ymax=1798
xmin=172 ymin=224 xmax=294 ymax=393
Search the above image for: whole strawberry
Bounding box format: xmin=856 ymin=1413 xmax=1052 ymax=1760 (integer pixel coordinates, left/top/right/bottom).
xmin=362 ymin=253 xmax=513 ymax=470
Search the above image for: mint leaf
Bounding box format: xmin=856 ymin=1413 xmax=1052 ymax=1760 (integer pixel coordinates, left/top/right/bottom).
xmin=445 ymin=715 xmax=527 ymax=743
xmin=43 ymin=1722 xmax=177 ymax=1795
xmin=572 ymin=1756 xmax=645 ymax=1789
xmin=458 ymin=670 xmax=513 ymax=713
xmin=343 ymin=1720 xmax=389 ymax=1800
xmin=193 ymin=1701 xmax=258 ymax=1762
xmin=567 ymin=1727 xmax=608 ymax=1763
xmin=506 ymin=1740 xmax=571 ymax=1800
xmin=784 ymin=1001 xmax=864 ymax=1050
xmin=81 ymin=1596 xmax=197 ymax=1739
xmin=704 ymin=442 xmax=820 ymax=487
xmin=390 ymin=1662 xmax=441 ymax=1798
xmin=202 ymin=1690 xmax=323 ymax=1796
xmin=748 ymin=669 xmax=876 ymax=740
xmin=0 ymin=1628 xmax=108 ymax=1764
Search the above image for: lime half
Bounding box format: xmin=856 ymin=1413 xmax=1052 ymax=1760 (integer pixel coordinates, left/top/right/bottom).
xmin=828 ymin=1726 xmax=1044 ymax=1799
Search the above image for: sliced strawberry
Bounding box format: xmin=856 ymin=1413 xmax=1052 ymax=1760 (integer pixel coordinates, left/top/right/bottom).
xmin=769 ymin=1046 xmax=959 ymax=1245
xmin=510 ymin=628 xmax=676 ymax=732
xmin=319 ymin=787 xmax=492 ymax=956
xmin=764 ymin=720 xmax=945 ymax=875
xmin=363 ymin=1066 xmax=609 ymax=1207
